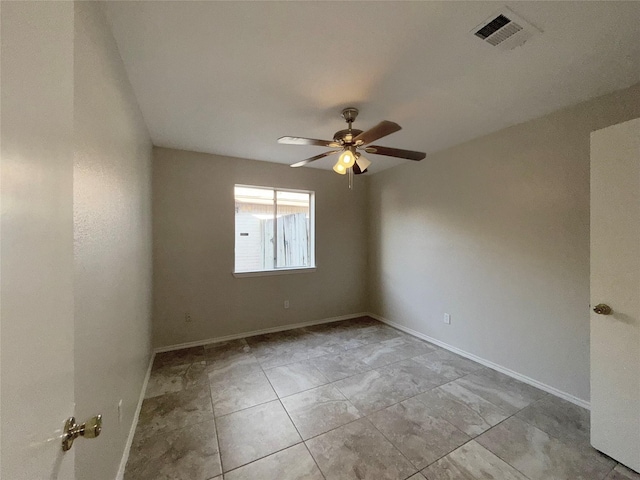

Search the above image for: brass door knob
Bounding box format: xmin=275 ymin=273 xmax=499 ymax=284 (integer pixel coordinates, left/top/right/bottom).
xmin=593 ymin=304 xmax=612 ymax=315
xmin=62 ymin=414 xmax=102 ymax=451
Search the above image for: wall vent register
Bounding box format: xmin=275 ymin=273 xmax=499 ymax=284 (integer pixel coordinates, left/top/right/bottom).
xmin=472 ymin=7 xmax=542 ymax=50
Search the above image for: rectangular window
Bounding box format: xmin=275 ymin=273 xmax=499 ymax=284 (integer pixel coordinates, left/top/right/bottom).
xmin=234 ymin=185 xmax=315 ymax=274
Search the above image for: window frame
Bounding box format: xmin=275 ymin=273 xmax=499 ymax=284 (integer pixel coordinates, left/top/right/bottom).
xmin=233 ymin=184 xmax=316 ymax=277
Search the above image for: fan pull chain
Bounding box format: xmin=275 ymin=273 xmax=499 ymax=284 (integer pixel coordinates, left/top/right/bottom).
xmin=348 ymin=167 xmax=354 ymax=190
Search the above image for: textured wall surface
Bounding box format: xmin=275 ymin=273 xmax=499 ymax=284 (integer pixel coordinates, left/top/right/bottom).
xmin=152 ymin=147 xmax=369 ymax=347
xmin=368 ymin=83 xmax=640 ymax=403
xmin=1 ymin=3 xmax=76 ymax=478
xmin=73 ymin=3 xmax=153 ymax=479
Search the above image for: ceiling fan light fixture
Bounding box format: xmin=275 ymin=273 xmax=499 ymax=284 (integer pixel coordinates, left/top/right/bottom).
xmin=355 ymin=154 xmax=371 ymax=172
xmin=281 ymin=107 xmax=426 ymax=180
xmin=333 ymin=160 xmax=347 ymax=175
xmin=339 ymin=147 xmax=356 ymax=168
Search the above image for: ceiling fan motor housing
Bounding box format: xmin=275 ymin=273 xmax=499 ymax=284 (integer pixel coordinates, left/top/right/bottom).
xmin=333 ymin=129 xmax=363 ymax=144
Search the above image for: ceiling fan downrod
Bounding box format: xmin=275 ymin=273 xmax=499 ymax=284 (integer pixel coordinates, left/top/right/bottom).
xmin=341 ymin=107 xmax=359 ymax=132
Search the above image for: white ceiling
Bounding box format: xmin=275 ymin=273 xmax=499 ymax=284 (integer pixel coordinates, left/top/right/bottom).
xmin=104 ymin=1 xmax=640 ymax=173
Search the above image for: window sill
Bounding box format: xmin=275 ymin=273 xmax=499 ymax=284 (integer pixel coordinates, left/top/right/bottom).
xmin=233 ymin=267 xmax=317 ymax=278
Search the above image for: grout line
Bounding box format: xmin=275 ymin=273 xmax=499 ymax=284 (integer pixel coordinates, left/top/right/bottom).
xmin=421 ymin=436 xmax=477 ymax=472
xmin=215 ymin=353 xmax=325 ymax=477
xmin=450 ymin=389 xmax=587 ymax=480
xmin=470 ymin=424 xmax=534 ymax=480
xmin=327 ymin=358 xmax=466 ymax=419
xmin=243 ymin=323 xmax=413 ymax=371
xmin=205 ymin=366 xmax=224 ymax=477
xmin=129 ymin=360 xmax=225 ymax=476
xmin=258 ymin=359 xmax=300 ymax=440
xmin=210 ymin=392 xmax=278 ymax=420
xmin=145 ymin=318 xmax=600 ymax=480
xmin=225 ymin=336 xmax=303 ymax=451
xmin=302 ymin=441 xmax=327 ymax=480
xmin=154 ymin=312 xmax=370 ymax=353
xmin=512 ymin=396 xmax=615 ymax=472
xmin=415 ymin=399 xmax=534 ymax=478
xmin=357 ymin=415 xmax=421 ymax=475
xmin=273 ymin=370 xmax=462 ymax=446
xmin=161 ymin=325 xmax=488 ymax=423
xmin=372 ymin=313 xmax=590 ymax=410
xmin=256 ymin=342 xmax=433 ymax=388
xmin=220 ymin=441 xmax=306 ymax=476
xmin=270 ymin=379 xmax=329 ymax=401
xmin=353 ymin=379 xmax=475 ymax=473
xmin=300 ymin=416 xmax=363 ymax=443
xmin=258 ymin=360 xmax=328 ymax=480
xmin=313 ymin=357 xmax=547 ymax=476
xmin=132 ymin=322 xmax=418 ymax=476
xmin=493 ymin=404 xmax=617 ymax=478
xmin=211 ymin=325 xmax=479 ymax=436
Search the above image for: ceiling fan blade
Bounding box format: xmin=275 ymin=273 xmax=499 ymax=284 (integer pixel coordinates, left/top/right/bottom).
xmin=353 ymin=121 xmax=401 ymax=145
xmin=278 ymin=136 xmax=341 ymax=148
xmin=290 ymin=150 xmax=341 ymax=168
xmin=364 ymin=145 xmax=426 ymax=161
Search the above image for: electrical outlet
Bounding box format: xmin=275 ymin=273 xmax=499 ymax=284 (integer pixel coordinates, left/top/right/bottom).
xmin=444 ymin=313 xmax=451 ymax=325
xmin=284 ymin=300 xmax=290 ymax=309
xmin=185 ymin=312 xmax=192 ymax=323
xmin=118 ymin=399 xmax=123 ymax=423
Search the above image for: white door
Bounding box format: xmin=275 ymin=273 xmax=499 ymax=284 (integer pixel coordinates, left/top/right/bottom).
xmin=590 ymin=117 xmax=640 ymax=472
xmin=1 ymin=2 xmax=76 ymax=479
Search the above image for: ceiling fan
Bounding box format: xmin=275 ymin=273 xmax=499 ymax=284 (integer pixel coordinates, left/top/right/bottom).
xmin=278 ymin=108 xmax=426 ymax=180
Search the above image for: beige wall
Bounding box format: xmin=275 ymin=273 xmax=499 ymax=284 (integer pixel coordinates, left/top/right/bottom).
xmin=368 ymin=83 xmax=640 ymax=403
xmin=1 ymin=2 xmax=76 ymax=478
xmin=74 ymin=3 xmax=152 ymax=479
xmin=152 ymin=148 xmax=368 ymax=347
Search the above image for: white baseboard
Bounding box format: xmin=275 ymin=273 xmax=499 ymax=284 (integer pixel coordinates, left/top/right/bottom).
xmin=368 ymin=313 xmax=591 ymax=410
xmin=116 ymin=352 xmax=155 ymax=480
xmin=154 ymin=312 xmax=369 ymax=353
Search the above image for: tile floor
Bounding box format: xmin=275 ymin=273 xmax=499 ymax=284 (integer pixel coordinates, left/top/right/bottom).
xmin=124 ymin=316 xmax=639 ymax=480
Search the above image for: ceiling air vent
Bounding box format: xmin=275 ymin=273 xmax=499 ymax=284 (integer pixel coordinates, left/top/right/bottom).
xmin=472 ymin=7 xmax=541 ymax=50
